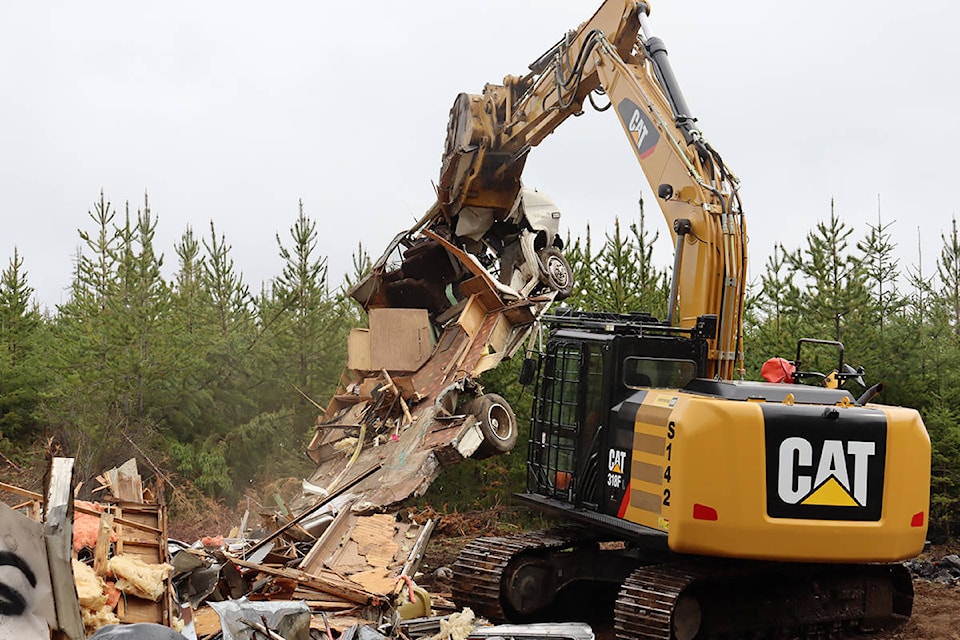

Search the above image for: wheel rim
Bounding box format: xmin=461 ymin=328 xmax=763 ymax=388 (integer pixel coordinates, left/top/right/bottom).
xmin=486 ymin=403 xmax=513 ymax=441
xmin=546 ymin=254 xmax=570 ymax=288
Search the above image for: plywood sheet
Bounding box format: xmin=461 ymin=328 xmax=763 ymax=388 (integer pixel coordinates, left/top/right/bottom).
xmin=369 ymin=308 xmax=434 ymax=372
xmin=351 ymin=514 xmax=399 ymax=568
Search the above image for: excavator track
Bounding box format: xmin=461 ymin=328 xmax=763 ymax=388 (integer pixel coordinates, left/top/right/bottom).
xmin=451 ymin=528 xmax=591 ymax=622
xmin=614 ymin=564 xmax=699 ymax=640
xmin=614 ymin=561 xmax=914 ymax=640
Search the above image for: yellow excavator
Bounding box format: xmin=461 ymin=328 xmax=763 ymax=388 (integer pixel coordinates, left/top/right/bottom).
xmin=437 ymin=1 xmax=931 ymax=638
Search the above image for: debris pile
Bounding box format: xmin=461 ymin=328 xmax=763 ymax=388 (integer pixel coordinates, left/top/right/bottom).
xmin=0 ymin=459 xmax=438 ymax=639
xmin=905 ymin=554 xmax=960 ymax=585
xmin=0 ymin=184 xmax=575 ymax=638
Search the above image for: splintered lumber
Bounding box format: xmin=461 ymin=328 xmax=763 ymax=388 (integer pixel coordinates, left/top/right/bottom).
xmin=93 ymin=512 xmax=115 ymax=576
xmin=245 ymin=463 xmax=380 ymax=557
xmin=0 ymin=479 xmax=161 ymax=536
xmin=226 ymin=555 xmax=378 ymax=606
xmin=0 ymin=480 xmax=42 ymax=500
xmin=298 ymin=600 xmax=356 ymax=611
xmin=108 ymin=458 xmax=144 ymax=503
xmin=80 ymin=504 xmax=161 ymax=535
xmin=44 ymin=457 xmax=85 ymax=640
xmin=400 ymin=518 xmax=435 ymax=578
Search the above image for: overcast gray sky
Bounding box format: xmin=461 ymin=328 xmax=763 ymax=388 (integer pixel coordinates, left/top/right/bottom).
xmin=2 ymin=1 xmax=958 ymax=311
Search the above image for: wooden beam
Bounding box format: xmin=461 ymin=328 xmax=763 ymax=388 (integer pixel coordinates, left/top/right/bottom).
xmin=0 ymin=480 xmax=42 ymax=500
xmin=244 ymin=464 xmax=380 ymax=557
xmin=93 ymin=512 xmax=115 ymax=577
xmin=226 ymin=555 xmax=377 ymax=606
xmin=43 ymin=457 xmax=85 ymax=640
xmin=0 ymin=479 xmax=160 ymax=534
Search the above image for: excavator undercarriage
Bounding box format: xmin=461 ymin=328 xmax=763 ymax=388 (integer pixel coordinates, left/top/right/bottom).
xmin=452 ymin=527 xmax=914 ymax=640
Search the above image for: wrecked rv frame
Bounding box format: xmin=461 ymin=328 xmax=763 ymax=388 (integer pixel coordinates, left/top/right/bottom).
xmin=300 ymin=195 xmax=563 ymax=516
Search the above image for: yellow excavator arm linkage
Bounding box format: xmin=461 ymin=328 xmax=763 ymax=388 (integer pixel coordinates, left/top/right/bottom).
xmin=438 ymin=0 xmax=745 ymax=379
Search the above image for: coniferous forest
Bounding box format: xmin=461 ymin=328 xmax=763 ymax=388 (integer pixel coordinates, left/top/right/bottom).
xmin=2 ymin=192 xmax=959 ymax=539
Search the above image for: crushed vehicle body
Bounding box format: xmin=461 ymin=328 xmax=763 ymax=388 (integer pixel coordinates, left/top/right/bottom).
xmin=299 ymin=193 xmax=571 ymax=516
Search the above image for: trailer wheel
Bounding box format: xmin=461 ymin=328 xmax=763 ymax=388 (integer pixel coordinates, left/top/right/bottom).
xmin=537 ymin=247 xmax=574 ymax=300
xmin=469 ymin=393 xmax=518 ymax=459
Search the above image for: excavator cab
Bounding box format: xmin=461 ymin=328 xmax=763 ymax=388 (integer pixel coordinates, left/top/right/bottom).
xmin=523 ymin=310 xmax=709 ymax=531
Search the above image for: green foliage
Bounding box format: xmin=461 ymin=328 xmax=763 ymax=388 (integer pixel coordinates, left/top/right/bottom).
xmin=922 ymin=402 xmax=960 ymax=538
xmin=563 ymin=199 xmax=668 ymax=318
xmin=168 ymin=440 xmax=234 ymax=498
xmin=259 ymin=201 xmax=347 ymax=405
xmin=7 ymin=192 xmax=360 ymax=499
xmin=8 ymin=187 xmax=960 ymax=544
xmin=0 ymin=248 xmax=43 ymax=441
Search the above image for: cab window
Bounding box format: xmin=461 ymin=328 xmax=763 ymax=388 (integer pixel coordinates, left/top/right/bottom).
xmin=623 ymin=357 xmax=697 ymax=389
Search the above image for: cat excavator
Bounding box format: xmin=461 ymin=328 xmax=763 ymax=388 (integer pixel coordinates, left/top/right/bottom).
xmin=439 ymin=1 xmax=931 ymax=638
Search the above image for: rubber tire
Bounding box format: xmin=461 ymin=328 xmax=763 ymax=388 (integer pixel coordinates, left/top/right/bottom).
xmin=537 ymin=247 xmax=574 ymax=300
xmin=469 ymin=393 xmax=518 ymax=459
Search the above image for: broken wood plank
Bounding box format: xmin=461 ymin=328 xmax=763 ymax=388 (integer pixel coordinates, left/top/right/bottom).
xmin=93 ymin=512 xmax=115 ymax=576
xmin=400 ymin=518 xmax=435 ymax=579
xmin=245 ymin=464 xmax=380 ymax=558
xmin=76 ymin=503 xmax=161 ymax=535
xmin=226 ymin=555 xmax=377 ymax=606
xmin=298 ymin=506 xmax=354 ymax=576
xmin=351 ymin=513 xmax=399 ymax=568
xmin=0 ymin=479 xmax=42 ymax=500
xmin=295 ymin=599 xmax=356 ymax=611
xmin=110 ymin=458 xmax=144 ymax=503
xmin=43 ymin=457 xmax=85 ymax=640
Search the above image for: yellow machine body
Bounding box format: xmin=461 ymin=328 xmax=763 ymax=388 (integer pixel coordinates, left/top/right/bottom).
xmin=620 ymin=387 xmax=930 ymax=562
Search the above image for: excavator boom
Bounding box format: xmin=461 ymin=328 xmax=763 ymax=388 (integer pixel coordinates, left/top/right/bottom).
xmin=439 ymin=0 xmax=744 ymax=378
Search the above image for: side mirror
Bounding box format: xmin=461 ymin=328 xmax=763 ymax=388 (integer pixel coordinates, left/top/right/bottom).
xmin=519 ymin=357 xmax=537 ymax=386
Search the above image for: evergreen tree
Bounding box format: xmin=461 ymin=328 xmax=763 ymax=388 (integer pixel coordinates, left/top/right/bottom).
xmin=110 ymin=195 xmax=172 ymax=424
xmin=164 ymin=226 xmax=215 ymax=439
xmin=340 ymin=242 xmax=373 ymax=328
xmin=936 ymin=216 xmax=960 ymax=339
xmin=259 ymin=201 xmax=348 ymax=426
xmin=856 ymin=202 xmax=903 ymax=335
xmin=202 ymin=221 xmax=254 ymax=336
xmin=563 ymin=198 xmax=668 ymax=317
xmin=784 ymin=200 xmax=872 ymax=371
xmin=164 ymin=222 xmax=260 ymax=499
xmin=0 ymin=249 xmax=42 ymax=441
xmin=47 ymin=191 xmax=128 ymax=475
xmin=744 ymin=243 xmax=805 ymax=374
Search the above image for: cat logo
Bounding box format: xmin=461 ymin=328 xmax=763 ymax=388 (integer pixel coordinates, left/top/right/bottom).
xmin=777 ymin=438 xmax=874 ymax=507
xmin=616 ymin=98 xmax=659 ymax=159
xmin=763 ymin=404 xmax=886 ymax=522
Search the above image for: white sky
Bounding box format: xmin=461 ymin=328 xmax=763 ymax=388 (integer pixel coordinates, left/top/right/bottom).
xmin=2 ymin=1 xmax=958 ymax=311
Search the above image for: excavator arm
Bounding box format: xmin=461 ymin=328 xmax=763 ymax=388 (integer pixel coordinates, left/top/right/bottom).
xmin=438 ymin=0 xmax=745 ymax=379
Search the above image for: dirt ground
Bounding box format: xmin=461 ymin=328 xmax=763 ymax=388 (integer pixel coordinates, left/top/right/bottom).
xmin=873 ymin=580 xmax=960 ymax=640
xmin=418 ymin=530 xmax=960 ymax=640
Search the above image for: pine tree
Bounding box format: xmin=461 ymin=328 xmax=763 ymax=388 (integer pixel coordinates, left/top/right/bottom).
xmin=743 ymin=243 xmax=805 ymax=374
xmin=563 ymin=198 xmax=668 ymax=317
xmin=856 ymin=199 xmax=903 ymax=335
xmin=262 ymin=201 xmax=347 ymax=409
xmin=0 ymin=249 xmax=42 ymax=441
xmin=937 ymin=216 xmax=960 ymax=339
xmin=110 ymin=195 xmax=172 ymax=424
xmin=202 ymin=221 xmax=253 ymax=336
xmin=784 ymin=200 xmax=872 ymax=371
xmin=47 ymin=192 xmax=128 ymax=475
